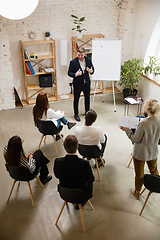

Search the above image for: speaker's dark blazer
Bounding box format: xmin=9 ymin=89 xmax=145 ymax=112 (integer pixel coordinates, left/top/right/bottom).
xmin=54 ymin=154 xmax=94 ymax=197
xmin=68 ymin=56 xmax=94 ymax=88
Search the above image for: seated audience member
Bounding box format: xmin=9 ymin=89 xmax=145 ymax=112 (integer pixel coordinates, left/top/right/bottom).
xmin=54 ymin=135 xmax=94 ymax=208
xmin=4 ymin=135 xmax=52 ymax=185
xmin=74 ymin=110 xmax=107 ymax=167
xmin=33 ymin=92 xmax=76 ymax=138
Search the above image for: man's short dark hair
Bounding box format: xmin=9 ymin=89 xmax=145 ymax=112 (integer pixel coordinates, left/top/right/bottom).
xmin=64 ymin=135 xmax=78 ymax=153
xmin=85 ymin=110 xmax=97 ymax=126
xmin=77 ymin=47 xmax=85 ymax=53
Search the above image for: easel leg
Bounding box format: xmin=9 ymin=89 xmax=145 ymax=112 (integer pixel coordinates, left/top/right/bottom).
xmin=91 ymin=81 xmax=98 ymax=109
xmin=112 ymin=81 xmax=116 ymax=112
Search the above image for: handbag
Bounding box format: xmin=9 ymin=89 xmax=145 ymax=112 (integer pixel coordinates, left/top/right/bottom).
xmin=39 ymin=74 xmax=53 ymax=87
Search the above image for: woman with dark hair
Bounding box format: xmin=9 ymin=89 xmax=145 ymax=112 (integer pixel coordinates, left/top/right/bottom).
xmin=4 ymin=135 xmax=52 ymax=185
xmin=120 ymin=99 xmax=160 ymax=200
xmin=33 ymin=92 xmax=76 ymax=131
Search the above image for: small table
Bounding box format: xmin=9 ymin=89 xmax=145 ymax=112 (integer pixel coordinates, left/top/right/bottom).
xmin=124 ymin=96 xmax=143 ymax=116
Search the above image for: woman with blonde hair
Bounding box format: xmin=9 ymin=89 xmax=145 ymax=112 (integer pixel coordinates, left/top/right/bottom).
xmin=33 ymin=92 xmax=76 ymax=134
xmin=120 ymin=99 xmax=160 ymax=200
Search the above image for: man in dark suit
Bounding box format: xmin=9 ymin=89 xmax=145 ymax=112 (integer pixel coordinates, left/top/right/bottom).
xmin=68 ymin=47 xmax=95 ymax=122
xmin=54 ymin=135 xmax=94 ymax=201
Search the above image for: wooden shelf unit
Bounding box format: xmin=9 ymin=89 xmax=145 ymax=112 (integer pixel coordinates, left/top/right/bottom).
xmin=71 ymin=34 xmax=105 ymax=59
xmin=20 ymin=39 xmax=58 ymax=105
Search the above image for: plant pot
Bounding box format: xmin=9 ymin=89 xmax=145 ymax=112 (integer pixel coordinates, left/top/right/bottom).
xmin=123 ymin=88 xmax=138 ymax=98
xmin=77 ymin=32 xmax=82 ymax=38
xmin=45 ymin=36 xmax=51 ymax=40
xmin=146 ymin=70 xmax=153 ymax=80
xmin=155 ymin=75 xmax=160 ymax=82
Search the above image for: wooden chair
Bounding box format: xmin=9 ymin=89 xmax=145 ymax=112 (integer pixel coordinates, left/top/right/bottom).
xmin=37 ymin=120 xmax=64 ymax=156
xmin=140 ymin=174 xmax=160 ymax=216
xmin=78 ymin=144 xmax=105 ymax=182
xmin=55 ymin=185 xmax=94 ymax=233
xmin=5 ymin=164 xmax=44 ymax=207
xmin=127 ymin=154 xmax=133 ymax=168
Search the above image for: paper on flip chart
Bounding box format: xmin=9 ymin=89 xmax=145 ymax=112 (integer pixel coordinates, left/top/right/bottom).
xmin=119 ymin=116 xmax=140 ymax=129
xmin=124 ymin=97 xmax=138 ymax=104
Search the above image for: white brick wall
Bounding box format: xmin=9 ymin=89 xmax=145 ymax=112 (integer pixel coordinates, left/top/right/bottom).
xmin=0 ymin=23 xmax=15 ymax=110
xmin=0 ymin=0 xmax=160 ymax=109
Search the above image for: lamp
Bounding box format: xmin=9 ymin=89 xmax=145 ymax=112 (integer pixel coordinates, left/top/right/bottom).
xmin=0 ymin=0 xmax=39 ymax=20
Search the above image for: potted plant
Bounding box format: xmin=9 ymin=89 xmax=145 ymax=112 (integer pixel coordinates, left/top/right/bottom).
xmin=144 ymin=56 xmax=160 ymax=81
xmin=144 ymin=56 xmax=158 ymax=79
xmin=45 ymin=31 xmax=51 ymax=40
xmin=119 ymin=58 xmax=144 ymax=98
xmin=71 ymin=15 xmax=86 ymax=38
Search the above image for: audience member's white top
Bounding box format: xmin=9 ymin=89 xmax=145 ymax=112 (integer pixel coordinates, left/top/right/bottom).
xmin=74 ymin=125 xmax=105 ymax=149
xmin=41 ymin=108 xmax=64 ymax=127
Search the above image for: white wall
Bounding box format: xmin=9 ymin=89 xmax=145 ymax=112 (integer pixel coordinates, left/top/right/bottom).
xmin=0 ymin=0 xmax=160 ymax=109
xmin=138 ymin=75 xmax=160 ymax=104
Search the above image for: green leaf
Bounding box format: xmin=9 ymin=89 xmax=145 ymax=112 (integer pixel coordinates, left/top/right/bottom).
xmin=71 ymin=15 xmax=78 ymax=19
xmin=79 ymin=17 xmax=85 ymax=22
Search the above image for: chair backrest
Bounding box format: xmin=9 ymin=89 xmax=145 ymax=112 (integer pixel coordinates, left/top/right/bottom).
xmin=37 ymin=120 xmax=60 ymax=136
xmin=78 ymin=144 xmax=102 ymax=158
xmin=5 ymin=163 xmax=36 ymax=182
xmin=58 ymin=185 xmax=88 ymax=205
xmin=143 ymin=174 xmax=160 ymax=193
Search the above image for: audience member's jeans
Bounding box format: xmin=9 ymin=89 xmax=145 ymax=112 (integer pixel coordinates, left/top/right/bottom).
xmin=56 ymin=117 xmax=68 ymax=129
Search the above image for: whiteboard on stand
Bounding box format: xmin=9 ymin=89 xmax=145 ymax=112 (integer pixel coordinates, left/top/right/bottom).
xmin=92 ymin=38 xmax=122 ymax=81
xmin=91 ymin=38 xmax=122 ymax=111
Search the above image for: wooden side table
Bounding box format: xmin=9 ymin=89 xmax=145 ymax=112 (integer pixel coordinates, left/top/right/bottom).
xmin=124 ymin=96 xmax=143 ymax=116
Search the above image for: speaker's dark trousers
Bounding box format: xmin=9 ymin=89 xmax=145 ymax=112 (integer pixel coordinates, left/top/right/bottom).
xmin=74 ymin=83 xmax=90 ymax=116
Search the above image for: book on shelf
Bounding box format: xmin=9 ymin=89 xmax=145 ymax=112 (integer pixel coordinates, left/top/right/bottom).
xmin=27 ymin=61 xmax=35 ymax=75
xmin=24 ymin=49 xmax=31 ymax=59
xmin=25 ymin=62 xmax=32 ymax=75
xmin=44 ymin=67 xmax=55 ymax=73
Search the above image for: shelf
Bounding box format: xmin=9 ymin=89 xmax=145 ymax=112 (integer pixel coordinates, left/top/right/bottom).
xmin=22 ymin=39 xmax=54 ymax=45
xmin=20 ymin=39 xmax=57 ymax=104
xmin=72 ymin=34 xmax=105 ymax=40
xmin=22 ymin=95 xmax=57 ymax=106
xmin=25 ymin=55 xmax=55 ymax=61
xmin=26 ymin=70 xmax=55 ymax=76
xmin=27 ymin=83 xmax=56 ymax=91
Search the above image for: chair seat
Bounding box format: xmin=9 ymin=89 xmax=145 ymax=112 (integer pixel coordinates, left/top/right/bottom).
xmin=78 ymin=144 xmax=105 ymax=182
xmin=55 ymin=185 xmax=94 ymax=233
xmin=140 ymin=174 xmax=160 ymax=216
xmin=36 ymin=120 xmax=64 ymax=156
xmin=5 ymin=164 xmax=44 ymax=207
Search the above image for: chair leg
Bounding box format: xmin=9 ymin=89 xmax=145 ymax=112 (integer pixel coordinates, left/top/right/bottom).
xmin=53 ymin=136 xmax=58 ymax=156
xmin=87 ymin=200 xmax=94 ymax=210
xmin=100 ymin=156 xmax=105 ymax=167
xmin=7 ymin=179 xmax=16 ymax=203
xmin=95 ymin=158 xmax=101 ymax=182
xmin=140 ymin=187 xmax=146 ymax=195
xmin=38 ymin=135 xmax=44 ymax=150
xmin=139 ymin=191 xmax=152 ymax=216
xmin=27 ymin=181 xmax=35 ymax=207
xmin=79 ymin=204 xmax=86 ymax=233
xmin=58 ymin=133 xmax=64 ymax=142
xmin=127 ymin=156 xmax=133 ymax=168
xmin=36 ymin=177 xmax=44 ymax=188
xmin=44 ymin=136 xmax=47 ymax=143
xmin=55 ymin=201 xmax=67 ymax=225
